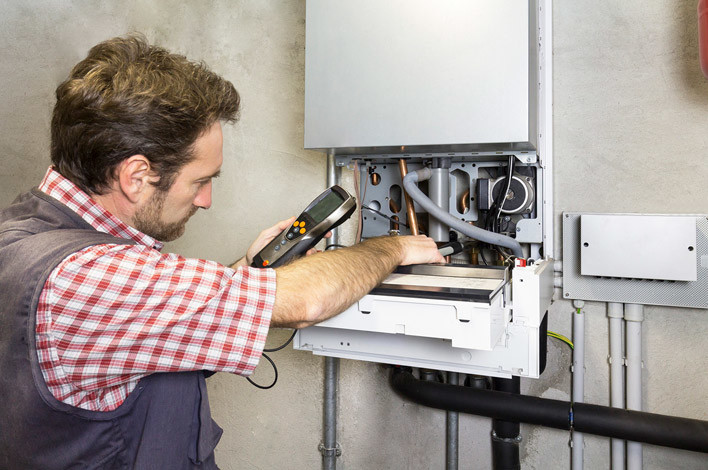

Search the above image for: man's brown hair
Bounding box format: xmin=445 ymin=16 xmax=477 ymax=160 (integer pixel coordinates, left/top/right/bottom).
xmin=51 ymin=34 xmax=240 ymax=195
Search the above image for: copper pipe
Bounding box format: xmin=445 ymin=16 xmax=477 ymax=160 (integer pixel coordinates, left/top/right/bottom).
xmin=391 ymin=215 xmax=400 ymax=232
xmin=470 ymin=247 xmax=479 ymax=265
xmin=398 ymin=159 xmax=419 ymax=235
xmin=460 ymin=188 xmax=470 ymax=214
xmin=389 ymin=198 xmax=400 ymax=214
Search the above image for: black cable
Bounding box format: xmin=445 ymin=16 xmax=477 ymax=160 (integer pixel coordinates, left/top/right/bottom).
xmin=494 ymin=155 xmax=516 ymax=230
xmin=247 ymin=329 xmax=298 ymax=389
xmin=479 ymin=246 xmax=490 ymax=266
xmin=265 ymin=329 xmax=297 ymax=352
xmin=479 ymin=156 xmax=517 ymax=264
xmin=362 ymin=205 xmax=409 ymax=228
xmin=247 ymin=352 xmax=278 ymax=389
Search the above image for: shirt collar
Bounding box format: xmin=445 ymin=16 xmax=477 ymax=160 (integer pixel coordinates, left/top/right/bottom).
xmin=38 ymin=167 xmax=163 ymax=250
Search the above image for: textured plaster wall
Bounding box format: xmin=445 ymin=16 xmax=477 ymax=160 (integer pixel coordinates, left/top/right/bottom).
xmin=1 ymin=1 xmax=708 ymax=469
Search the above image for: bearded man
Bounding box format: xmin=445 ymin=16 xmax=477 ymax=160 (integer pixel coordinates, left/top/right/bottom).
xmin=0 ymin=35 xmax=441 ymax=469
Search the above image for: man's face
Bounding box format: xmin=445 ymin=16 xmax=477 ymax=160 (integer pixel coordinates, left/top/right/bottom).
xmin=134 ymin=122 xmax=223 ymax=241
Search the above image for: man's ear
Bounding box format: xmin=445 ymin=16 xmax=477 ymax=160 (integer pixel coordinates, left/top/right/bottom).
xmin=115 ymin=155 xmax=159 ymax=203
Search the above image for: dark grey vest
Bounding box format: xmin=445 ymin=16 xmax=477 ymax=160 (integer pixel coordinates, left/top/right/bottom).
xmin=0 ymin=190 xmax=222 ymax=469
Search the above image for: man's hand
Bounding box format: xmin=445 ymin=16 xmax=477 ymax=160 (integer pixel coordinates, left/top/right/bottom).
xmin=397 ymin=235 xmax=444 ymax=266
xmin=231 ymin=216 xmax=331 ymax=268
xmin=245 ymin=216 xmax=296 ymax=265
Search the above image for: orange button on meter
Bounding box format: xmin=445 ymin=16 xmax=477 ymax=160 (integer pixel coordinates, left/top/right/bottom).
xmin=293 ymin=221 xmax=299 ymax=227
xmin=300 ymin=228 xmax=306 ymax=234
xmin=299 ymin=221 xmax=305 ymax=227
xmin=262 ymin=260 xmax=269 ymax=266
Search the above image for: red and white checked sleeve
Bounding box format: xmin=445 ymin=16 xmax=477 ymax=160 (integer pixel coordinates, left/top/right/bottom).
xmin=36 ymin=243 xmax=275 ymax=411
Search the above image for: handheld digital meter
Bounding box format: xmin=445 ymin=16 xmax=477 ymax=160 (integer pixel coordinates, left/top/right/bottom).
xmin=252 ymin=185 xmax=357 ymax=268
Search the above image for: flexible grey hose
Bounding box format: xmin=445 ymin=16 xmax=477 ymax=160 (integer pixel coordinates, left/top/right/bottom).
xmin=402 ymin=168 xmax=524 ymax=258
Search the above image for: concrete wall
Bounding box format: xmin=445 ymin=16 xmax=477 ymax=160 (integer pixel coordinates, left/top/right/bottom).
xmin=1 ymin=1 xmax=707 ymax=468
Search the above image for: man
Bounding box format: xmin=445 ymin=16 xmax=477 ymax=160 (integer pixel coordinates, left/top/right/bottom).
xmin=0 ymin=35 xmax=442 ymax=469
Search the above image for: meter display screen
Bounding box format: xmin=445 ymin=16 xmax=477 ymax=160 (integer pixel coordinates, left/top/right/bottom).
xmin=305 ymin=191 xmax=344 ymax=223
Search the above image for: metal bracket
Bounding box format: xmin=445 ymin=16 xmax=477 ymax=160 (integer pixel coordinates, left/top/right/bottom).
xmin=318 ymin=442 xmax=342 ymax=458
xmin=491 ymin=431 xmax=523 ymax=444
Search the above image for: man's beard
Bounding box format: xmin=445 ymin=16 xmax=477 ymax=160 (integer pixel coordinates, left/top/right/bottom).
xmin=133 ymin=189 xmax=198 ymax=242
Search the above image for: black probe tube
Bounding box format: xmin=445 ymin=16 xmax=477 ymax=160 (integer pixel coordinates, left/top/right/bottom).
xmin=390 ymin=369 xmax=708 ymax=454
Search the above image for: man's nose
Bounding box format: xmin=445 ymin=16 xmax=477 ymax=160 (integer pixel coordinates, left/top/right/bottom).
xmin=194 ymin=181 xmax=212 ymax=209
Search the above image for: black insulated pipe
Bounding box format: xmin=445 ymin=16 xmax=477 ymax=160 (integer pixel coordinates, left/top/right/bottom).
xmin=390 ymin=369 xmax=708 ymax=454
xmin=573 ymin=403 xmax=708 ymax=454
xmin=491 ymin=377 xmax=521 ymax=470
xmin=391 ymin=369 xmax=570 ymax=430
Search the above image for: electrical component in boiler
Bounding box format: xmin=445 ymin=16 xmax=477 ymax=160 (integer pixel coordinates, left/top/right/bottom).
xmin=477 ymin=174 xmax=536 ymax=215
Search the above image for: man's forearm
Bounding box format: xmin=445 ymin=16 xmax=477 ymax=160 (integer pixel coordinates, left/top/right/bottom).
xmin=271 ymin=236 xmax=407 ymax=328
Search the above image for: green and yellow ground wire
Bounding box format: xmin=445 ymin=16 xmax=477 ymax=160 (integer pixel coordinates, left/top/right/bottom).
xmin=547 ymin=331 xmax=574 ymax=350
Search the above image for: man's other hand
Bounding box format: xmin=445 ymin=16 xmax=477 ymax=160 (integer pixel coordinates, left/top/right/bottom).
xmin=244 ymin=216 xmax=331 ymax=265
xmin=244 ymin=216 xmax=296 ymax=265
xmin=398 ymin=235 xmax=444 ymax=266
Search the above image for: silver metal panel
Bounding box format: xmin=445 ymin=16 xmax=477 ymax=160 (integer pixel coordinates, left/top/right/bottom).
xmin=562 ymin=213 xmax=708 ymax=308
xmin=305 ymin=0 xmax=537 ymax=151
xmin=580 ymin=214 xmax=697 ymax=282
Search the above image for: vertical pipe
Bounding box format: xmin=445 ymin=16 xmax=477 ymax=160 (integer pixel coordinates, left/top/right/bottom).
xmin=625 ymin=304 xmax=644 ymax=470
xmin=571 ymin=302 xmax=585 ymax=470
xmin=323 ymin=152 xmax=340 ymax=470
xmin=446 ymin=372 xmax=459 ymax=470
xmin=491 ymin=376 xmax=521 ymax=470
xmin=398 ymin=159 xmax=419 ymax=236
xmin=607 ymin=303 xmax=626 ymax=470
xmin=428 ymin=158 xmax=451 ymax=243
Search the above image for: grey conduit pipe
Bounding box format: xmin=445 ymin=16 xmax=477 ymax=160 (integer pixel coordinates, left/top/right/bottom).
xmin=323 ymin=153 xmax=340 ymax=470
xmin=446 ymin=372 xmax=459 ymax=470
xmin=571 ymin=301 xmax=585 ymax=470
xmin=608 ymin=303 xmax=626 ymax=470
xmin=402 ymin=168 xmax=523 ymax=258
xmin=323 ymin=357 xmax=339 ymax=469
xmin=429 ymin=158 xmax=451 ymax=243
xmin=625 ymin=304 xmax=645 ymax=470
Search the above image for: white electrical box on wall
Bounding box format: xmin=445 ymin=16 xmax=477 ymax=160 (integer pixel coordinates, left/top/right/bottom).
xmin=580 ymin=214 xmax=697 ymax=282
xmin=563 ymin=213 xmax=708 ymax=308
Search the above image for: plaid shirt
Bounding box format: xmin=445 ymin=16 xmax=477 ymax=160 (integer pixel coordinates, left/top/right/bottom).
xmin=35 ymin=168 xmax=275 ymax=411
